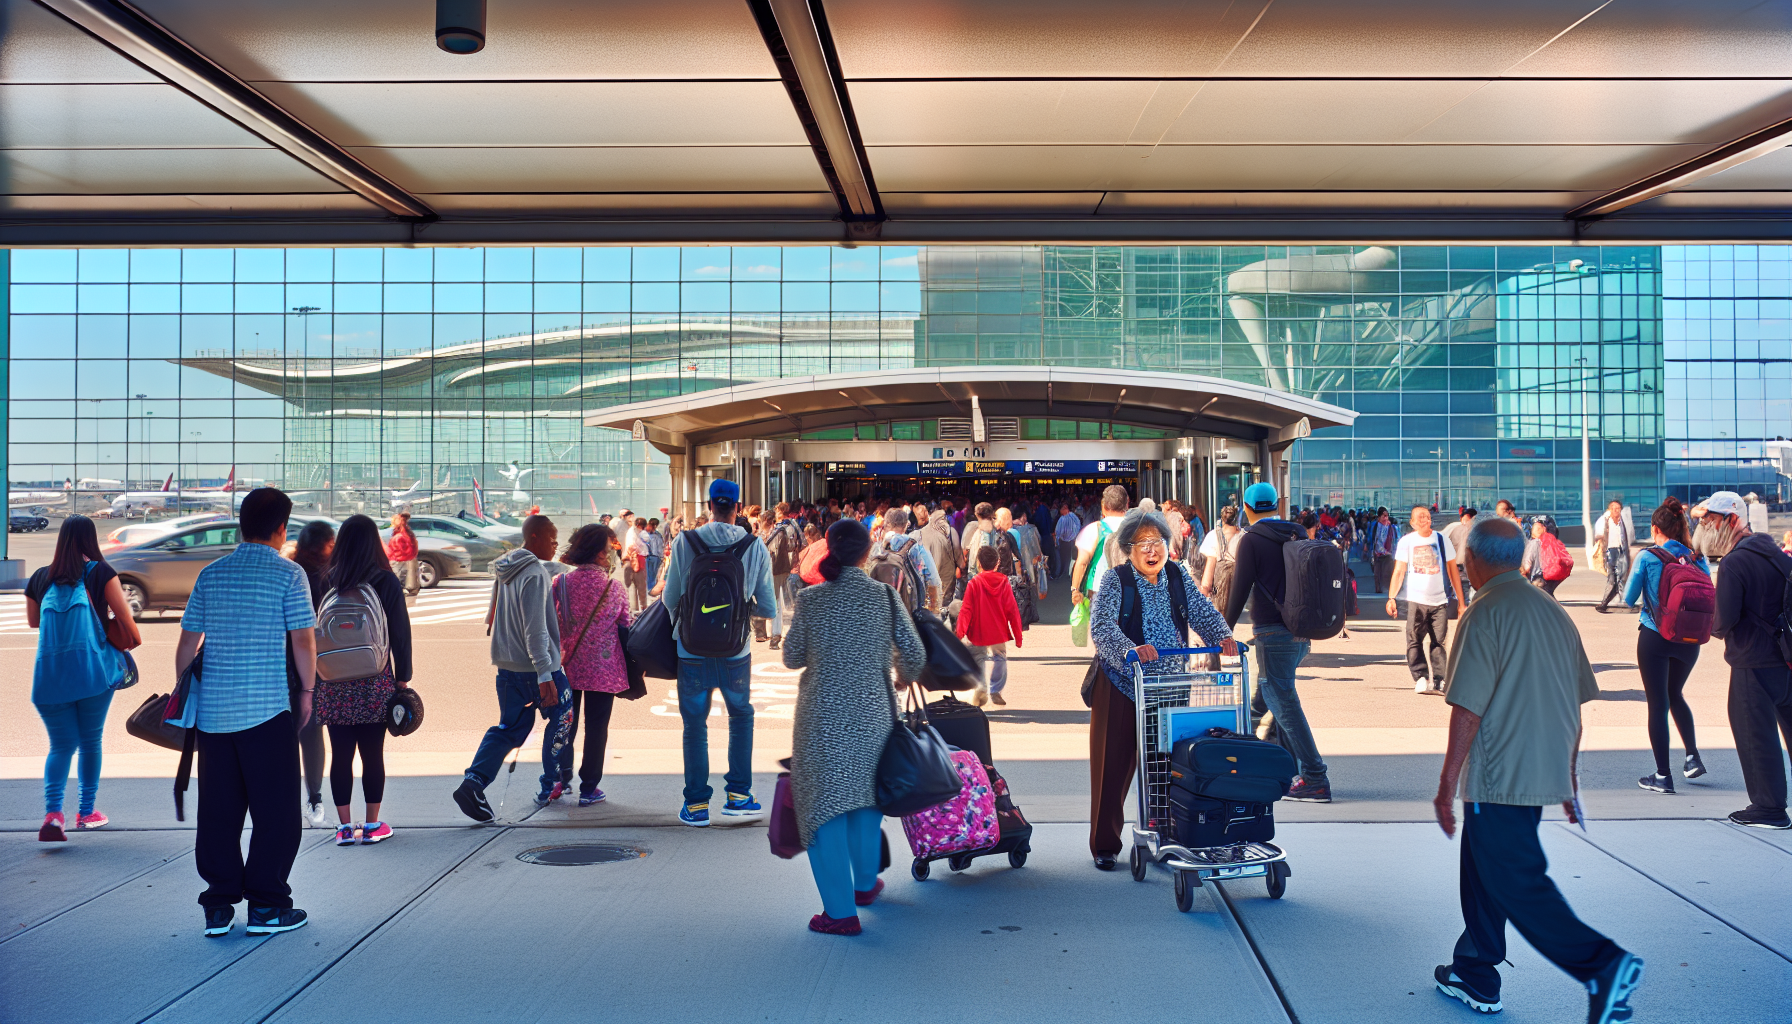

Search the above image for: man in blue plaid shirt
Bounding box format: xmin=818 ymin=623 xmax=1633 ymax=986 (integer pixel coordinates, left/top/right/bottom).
xmin=174 ymin=487 xmax=318 ymax=938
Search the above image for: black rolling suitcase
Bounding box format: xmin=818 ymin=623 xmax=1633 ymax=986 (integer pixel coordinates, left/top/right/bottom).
xmin=925 ymin=693 xmax=993 ymax=766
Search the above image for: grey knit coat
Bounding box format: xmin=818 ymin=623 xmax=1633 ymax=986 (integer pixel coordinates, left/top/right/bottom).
xmin=781 ymin=566 xmax=928 ymax=847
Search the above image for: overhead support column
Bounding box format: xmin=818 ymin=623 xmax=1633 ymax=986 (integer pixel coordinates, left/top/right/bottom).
xmin=36 ymin=0 xmax=435 ymax=220
xmin=1568 ymin=112 xmax=1792 ymax=220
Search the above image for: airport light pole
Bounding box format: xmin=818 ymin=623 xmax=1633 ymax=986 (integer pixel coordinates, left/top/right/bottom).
xmin=1575 ymin=355 xmax=1592 ymax=540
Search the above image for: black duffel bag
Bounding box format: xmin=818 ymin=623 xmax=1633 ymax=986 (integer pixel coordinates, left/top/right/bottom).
xmin=876 ymin=688 xmax=962 ymax=816
xmin=625 ymin=598 xmax=680 ymax=680
xmin=1169 ymin=728 xmax=1297 ymax=804
xmin=913 ymin=607 xmax=980 ymax=691
xmin=1168 ymin=788 xmax=1275 ymax=847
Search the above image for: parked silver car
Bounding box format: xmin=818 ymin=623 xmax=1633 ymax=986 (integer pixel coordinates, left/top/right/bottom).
xmin=294 ymin=514 xmax=472 ymax=588
xmin=108 ymin=521 xmax=243 ymax=618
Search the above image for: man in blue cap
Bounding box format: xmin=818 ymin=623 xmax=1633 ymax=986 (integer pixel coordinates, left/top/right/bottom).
xmin=1224 ymin=481 xmax=1332 ymax=802
xmin=659 ymin=478 xmax=780 ymax=826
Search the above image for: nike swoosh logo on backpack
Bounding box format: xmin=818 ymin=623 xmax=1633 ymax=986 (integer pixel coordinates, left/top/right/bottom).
xmin=701 ymin=603 xmax=730 ymax=614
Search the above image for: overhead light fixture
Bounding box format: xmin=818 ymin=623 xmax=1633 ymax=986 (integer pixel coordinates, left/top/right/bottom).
xmin=436 ymin=0 xmax=486 ymax=54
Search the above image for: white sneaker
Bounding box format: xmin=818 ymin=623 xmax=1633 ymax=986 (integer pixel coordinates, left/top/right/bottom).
xmin=1414 ymin=678 xmax=1429 ymax=693
xmin=305 ymin=801 xmax=328 ymax=827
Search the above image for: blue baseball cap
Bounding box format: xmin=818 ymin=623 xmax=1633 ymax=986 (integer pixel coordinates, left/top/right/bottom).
xmin=1243 ymin=481 xmax=1279 ymax=512
xmin=708 ymin=478 xmax=740 ymax=504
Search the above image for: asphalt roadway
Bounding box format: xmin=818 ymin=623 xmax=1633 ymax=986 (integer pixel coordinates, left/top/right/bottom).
xmin=2 ymin=533 xmax=1788 ymax=1022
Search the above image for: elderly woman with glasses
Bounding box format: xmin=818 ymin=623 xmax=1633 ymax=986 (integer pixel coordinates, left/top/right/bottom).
xmin=1086 ymin=506 xmax=1236 ymax=872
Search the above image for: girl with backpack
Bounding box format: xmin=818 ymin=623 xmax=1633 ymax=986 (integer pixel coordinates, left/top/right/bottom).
xmin=289 ymin=519 xmax=336 ymax=826
xmin=317 ymin=514 xmax=413 ymax=844
xmin=551 ymin=524 xmax=632 ymax=806
xmin=25 ymin=515 xmax=140 ymax=842
xmin=1623 ymin=497 xmax=1712 ymax=794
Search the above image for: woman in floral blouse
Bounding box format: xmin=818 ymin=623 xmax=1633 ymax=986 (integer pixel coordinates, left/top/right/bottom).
xmin=551 ymin=523 xmax=632 ymax=806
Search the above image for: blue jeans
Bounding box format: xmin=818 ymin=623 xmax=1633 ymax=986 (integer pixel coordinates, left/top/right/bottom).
xmin=677 ymin=656 xmax=754 ymax=806
xmin=37 ymin=689 xmax=113 ymax=816
xmin=643 ymin=555 xmax=662 ymax=593
xmin=1252 ymin=625 xmax=1328 ymax=783
xmin=806 ymin=808 xmax=883 ymax=920
xmin=464 ymin=669 xmax=573 ymax=793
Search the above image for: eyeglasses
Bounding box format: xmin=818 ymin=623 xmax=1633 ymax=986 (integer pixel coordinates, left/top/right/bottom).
xmin=1132 ymin=539 xmax=1167 ymax=552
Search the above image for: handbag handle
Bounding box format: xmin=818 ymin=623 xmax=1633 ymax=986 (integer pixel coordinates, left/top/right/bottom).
xmin=562 ymin=574 xmax=612 ymax=664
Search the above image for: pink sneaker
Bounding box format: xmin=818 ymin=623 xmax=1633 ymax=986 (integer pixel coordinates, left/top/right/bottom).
xmin=360 ymin=821 xmax=393 ymax=844
xmin=39 ymin=813 xmax=66 ymax=842
xmin=75 ymin=812 xmax=109 ymax=830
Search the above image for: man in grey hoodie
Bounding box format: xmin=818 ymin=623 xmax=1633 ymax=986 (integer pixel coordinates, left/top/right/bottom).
xmin=453 ymin=515 xmax=573 ymax=822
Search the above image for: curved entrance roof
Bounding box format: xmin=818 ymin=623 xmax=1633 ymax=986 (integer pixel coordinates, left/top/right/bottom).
xmin=587 ymin=366 xmax=1353 ymax=449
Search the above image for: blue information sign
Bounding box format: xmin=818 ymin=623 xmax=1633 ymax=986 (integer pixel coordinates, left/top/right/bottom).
xmin=1009 ymin=459 xmax=1138 ymax=475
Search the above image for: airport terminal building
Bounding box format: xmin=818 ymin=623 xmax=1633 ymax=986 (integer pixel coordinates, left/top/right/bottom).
xmin=5 ymin=243 xmax=1790 ymax=526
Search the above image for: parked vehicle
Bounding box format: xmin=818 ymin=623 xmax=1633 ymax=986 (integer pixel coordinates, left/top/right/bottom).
xmin=383 ymin=514 xmax=511 ymax=569
xmin=454 ymin=509 xmax=524 ymax=545
xmin=295 ymin=514 xmax=472 ymax=589
xmin=8 ymin=510 xmax=50 ymax=533
xmin=100 ymin=512 xmax=231 ymax=552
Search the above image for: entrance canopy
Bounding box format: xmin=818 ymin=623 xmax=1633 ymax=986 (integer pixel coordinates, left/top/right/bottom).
xmin=8 ymin=0 xmax=1792 ymax=246
xmin=587 ymin=366 xmax=1353 ymax=450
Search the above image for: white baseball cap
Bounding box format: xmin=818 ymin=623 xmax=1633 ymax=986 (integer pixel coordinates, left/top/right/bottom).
xmin=1701 ymin=491 xmax=1746 ymax=516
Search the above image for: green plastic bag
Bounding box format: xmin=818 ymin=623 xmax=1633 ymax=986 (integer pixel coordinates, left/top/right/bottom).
xmin=1069 ymin=598 xmax=1090 ymax=647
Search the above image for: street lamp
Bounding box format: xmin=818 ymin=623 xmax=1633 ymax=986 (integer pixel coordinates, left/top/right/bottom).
xmin=1574 ymin=355 xmax=1592 ymax=541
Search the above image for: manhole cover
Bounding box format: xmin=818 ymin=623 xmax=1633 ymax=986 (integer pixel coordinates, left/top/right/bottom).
xmin=516 ymin=843 xmax=649 ymax=866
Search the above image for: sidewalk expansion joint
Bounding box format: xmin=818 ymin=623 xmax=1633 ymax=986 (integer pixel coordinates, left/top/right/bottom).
xmin=1211 ymin=880 xmax=1300 ymax=1024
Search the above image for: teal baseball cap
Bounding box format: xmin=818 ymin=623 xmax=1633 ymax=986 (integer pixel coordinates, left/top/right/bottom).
xmin=1243 ymin=481 xmax=1279 ymax=512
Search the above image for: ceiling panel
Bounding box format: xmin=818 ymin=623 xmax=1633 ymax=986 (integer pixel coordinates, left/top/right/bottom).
xmin=852 ymin=82 xmax=1161 ymax=146
xmin=1505 ymin=0 xmax=1792 ymax=78
xmin=349 ymin=146 xmax=829 ymax=193
xmin=1101 ymin=191 xmax=1597 ymax=213
xmin=1 ymin=192 xmax=380 ymax=214
xmin=1158 ymin=81 xmax=1485 ymax=144
xmin=879 ymin=192 xmax=1105 ymax=215
xmin=422 ymin=192 xmax=839 ymax=214
xmin=1303 ymin=144 xmax=1696 ymax=191
xmin=0 ymin=0 xmax=161 ymax=83
xmin=134 ymin=0 xmax=781 ymax=82
xmin=1 ymin=83 xmax=270 ymax=147
xmin=257 ymin=82 xmax=809 ymax=147
xmin=1408 ymin=80 xmax=1792 ymax=145
xmin=4 ymin=148 xmax=340 ymax=194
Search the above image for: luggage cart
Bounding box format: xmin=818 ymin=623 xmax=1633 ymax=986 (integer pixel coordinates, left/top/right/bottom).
xmin=1126 ymin=644 xmax=1290 ymax=912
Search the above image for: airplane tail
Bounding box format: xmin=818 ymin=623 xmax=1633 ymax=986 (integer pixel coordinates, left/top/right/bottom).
xmin=589 ymin=494 xmax=599 ymax=516
xmin=471 ymin=477 xmax=485 ymax=519
xmin=223 ymin=465 xmax=235 ymax=491
xmin=160 ymin=473 xmax=174 ymax=492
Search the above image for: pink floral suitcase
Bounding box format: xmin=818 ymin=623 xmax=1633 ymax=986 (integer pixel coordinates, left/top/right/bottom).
xmin=902 ymin=749 xmax=999 ymax=863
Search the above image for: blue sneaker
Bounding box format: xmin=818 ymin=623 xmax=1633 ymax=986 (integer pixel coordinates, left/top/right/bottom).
xmin=679 ymin=802 xmax=710 ymax=827
xmin=721 ymin=792 xmax=762 ymax=817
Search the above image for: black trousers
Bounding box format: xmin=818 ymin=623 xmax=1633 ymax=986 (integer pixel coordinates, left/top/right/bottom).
xmin=1057 ymin=540 xmax=1077 ymax=579
xmin=1088 ymin=673 xmax=1137 ymax=858
xmin=196 ymin=711 xmax=301 ymax=910
xmin=299 ymin=717 xmax=325 ymax=805
xmin=1730 ymin=664 xmax=1792 ymax=813
xmin=1372 ymin=554 xmax=1395 ymax=595
xmin=1637 ymin=627 xmax=1700 ymax=776
xmin=1405 ymin=601 xmax=1449 ymax=686
xmin=565 ymin=690 xmax=617 ymax=791
xmin=326 ymin=723 xmax=387 ymax=807
xmin=1453 ymin=802 xmax=1621 ymax=995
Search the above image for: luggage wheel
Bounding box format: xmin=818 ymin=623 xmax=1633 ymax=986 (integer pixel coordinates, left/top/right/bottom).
xmin=1265 ymin=861 xmax=1289 ymax=899
xmin=1007 ymin=849 xmax=1027 ymax=869
xmin=911 ymin=858 xmax=930 ymax=882
xmin=1174 ymin=869 xmax=1199 ymax=913
xmin=1129 ymin=844 xmax=1148 ymax=882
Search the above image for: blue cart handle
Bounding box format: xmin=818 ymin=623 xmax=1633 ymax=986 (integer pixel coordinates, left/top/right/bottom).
xmin=1125 ymin=642 xmax=1249 ymax=663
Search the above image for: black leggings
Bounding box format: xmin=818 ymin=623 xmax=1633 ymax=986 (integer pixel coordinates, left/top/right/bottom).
xmin=300 ymin=718 xmax=325 ymax=805
xmin=565 ymin=690 xmax=616 ymax=791
xmin=327 ymin=723 xmax=387 ymax=807
xmin=1637 ymin=627 xmax=1700 ymax=776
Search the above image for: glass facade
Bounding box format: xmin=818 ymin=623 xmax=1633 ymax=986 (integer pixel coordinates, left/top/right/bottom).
xmin=7 ymin=244 xmax=1789 ymax=527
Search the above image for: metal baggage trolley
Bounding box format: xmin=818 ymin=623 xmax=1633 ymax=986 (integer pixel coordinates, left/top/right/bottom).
xmin=1125 ymin=644 xmax=1291 ymax=912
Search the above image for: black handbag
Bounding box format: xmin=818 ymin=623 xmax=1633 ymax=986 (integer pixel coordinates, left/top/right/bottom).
xmin=1079 ymin=654 xmax=1105 ymax=708
xmin=616 ymin=623 xmax=649 ymax=700
xmin=126 ymin=692 xmax=187 ymax=751
xmin=913 ymin=607 xmax=980 ymax=691
xmin=875 ymin=687 xmax=963 ymax=816
xmin=385 ymin=686 xmax=425 ymax=737
xmin=626 ymin=598 xmax=680 ymax=680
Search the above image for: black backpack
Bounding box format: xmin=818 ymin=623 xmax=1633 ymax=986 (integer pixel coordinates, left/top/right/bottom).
xmin=868 ymin=539 xmax=927 ymax=613
xmin=1756 ymin=545 xmax=1792 ymax=669
xmin=1250 ymin=522 xmax=1348 ymax=641
xmin=1114 ymin=562 xmax=1189 ymax=648
xmin=676 ymin=530 xmax=760 ymax=658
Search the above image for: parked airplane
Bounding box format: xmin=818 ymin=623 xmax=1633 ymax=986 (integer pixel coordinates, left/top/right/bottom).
xmin=9 ymin=478 xmax=72 ymax=508
xmin=499 ymin=461 xmax=534 ymax=501
xmin=105 ymin=472 xmax=182 ymax=513
xmin=384 ymin=467 xmax=460 ymax=509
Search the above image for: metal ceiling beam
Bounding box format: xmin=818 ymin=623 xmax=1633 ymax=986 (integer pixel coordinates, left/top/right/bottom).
xmin=34 ymin=0 xmax=435 ymax=221
xmin=750 ymin=0 xmax=881 ymax=224
xmin=1568 ymin=114 xmax=1792 ymax=221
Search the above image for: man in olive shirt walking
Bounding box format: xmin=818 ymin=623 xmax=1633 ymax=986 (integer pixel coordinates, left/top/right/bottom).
xmin=1433 ymin=517 xmax=1642 ymax=1024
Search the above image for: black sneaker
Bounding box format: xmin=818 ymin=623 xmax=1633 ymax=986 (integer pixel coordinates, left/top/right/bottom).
xmin=1637 ymin=772 xmax=1673 ymax=794
xmin=1286 ymin=777 xmax=1332 ymax=803
xmin=245 ymin=906 xmax=308 ymax=936
xmin=453 ymin=778 xmax=494 ymax=822
xmin=203 ymin=906 xmax=233 ymax=938
xmin=1728 ymin=808 xmax=1792 ymax=829
xmin=1433 ymin=965 xmax=1501 ymax=1014
xmin=1682 ymin=753 xmax=1706 ymax=780
xmin=1586 ymin=951 xmax=1643 ymax=1024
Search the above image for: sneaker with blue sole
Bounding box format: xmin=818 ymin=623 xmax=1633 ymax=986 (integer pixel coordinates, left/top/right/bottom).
xmin=1433 ymin=965 xmax=1501 ymax=1014
xmin=679 ymin=803 xmax=710 ymax=827
xmin=1586 ymin=951 xmax=1643 ymax=1024
xmin=721 ymin=792 xmax=762 ymax=817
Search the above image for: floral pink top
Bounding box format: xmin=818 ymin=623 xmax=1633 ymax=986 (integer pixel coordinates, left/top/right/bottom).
xmin=553 ymin=565 xmax=633 ymax=693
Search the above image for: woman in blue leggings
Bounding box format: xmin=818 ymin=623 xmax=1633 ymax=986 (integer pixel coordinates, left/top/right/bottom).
xmin=25 ymin=515 xmax=139 ymax=842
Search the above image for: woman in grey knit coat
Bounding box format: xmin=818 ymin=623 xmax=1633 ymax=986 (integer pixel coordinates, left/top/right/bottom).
xmin=782 ymin=518 xmax=927 ymax=935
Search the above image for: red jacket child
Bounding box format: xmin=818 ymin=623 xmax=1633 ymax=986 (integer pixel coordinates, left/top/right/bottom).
xmin=956 ymin=565 xmax=1023 ymax=649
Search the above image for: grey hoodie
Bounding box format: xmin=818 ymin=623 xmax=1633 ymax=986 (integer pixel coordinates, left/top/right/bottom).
xmin=490 ymin=547 xmax=562 ymax=679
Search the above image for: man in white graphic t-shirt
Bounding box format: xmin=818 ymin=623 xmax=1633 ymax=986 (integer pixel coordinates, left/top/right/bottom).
xmin=1386 ymin=505 xmax=1467 ymax=695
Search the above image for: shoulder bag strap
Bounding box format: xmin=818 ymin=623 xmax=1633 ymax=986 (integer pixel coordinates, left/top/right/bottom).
xmin=563 ymin=576 xmax=613 ymax=664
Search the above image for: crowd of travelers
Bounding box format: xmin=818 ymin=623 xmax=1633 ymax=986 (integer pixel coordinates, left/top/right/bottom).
xmin=22 ymin=469 xmax=1791 ymax=1024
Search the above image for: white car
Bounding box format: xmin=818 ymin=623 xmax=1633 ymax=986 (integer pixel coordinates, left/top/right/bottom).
xmin=100 ymin=512 xmax=232 ymax=553
xmin=454 ymin=509 xmax=524 ymax=545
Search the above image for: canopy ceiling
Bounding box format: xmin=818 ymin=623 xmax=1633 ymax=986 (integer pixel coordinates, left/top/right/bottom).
xmin=7 ymin=0 xmax=1792 ymax=246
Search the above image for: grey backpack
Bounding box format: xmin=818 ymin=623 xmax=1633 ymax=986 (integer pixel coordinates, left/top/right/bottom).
xmin=315 ymin=583 xmax=391 ymax=682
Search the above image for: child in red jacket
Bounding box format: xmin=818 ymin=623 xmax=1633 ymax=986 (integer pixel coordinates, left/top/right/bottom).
xmin=955 ymin=546 xmax=1024 ymax=707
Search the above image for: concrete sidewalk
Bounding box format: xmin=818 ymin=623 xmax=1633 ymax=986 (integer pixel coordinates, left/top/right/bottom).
xmin=2 ymin=813 xmax=1786 ymax=1024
